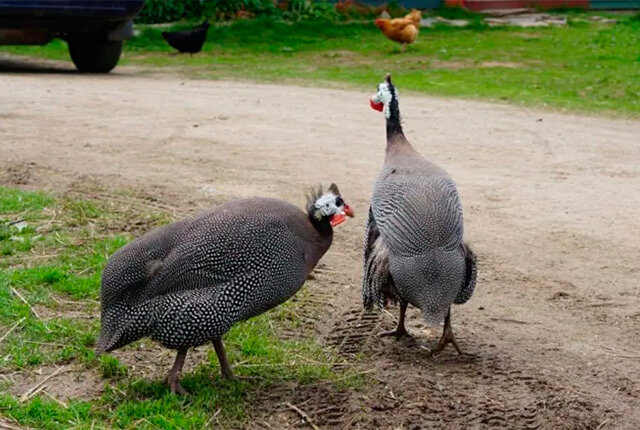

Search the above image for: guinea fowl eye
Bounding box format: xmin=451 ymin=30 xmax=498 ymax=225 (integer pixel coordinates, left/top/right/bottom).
xmin=335 ymin=197 xmax=344 ymax=207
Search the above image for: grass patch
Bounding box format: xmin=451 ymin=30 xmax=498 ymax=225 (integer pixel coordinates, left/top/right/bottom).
xmin=0 ymin=186 xmax=364 ymax=429
xmin=1 ymin=13 xmax=639 ymax=115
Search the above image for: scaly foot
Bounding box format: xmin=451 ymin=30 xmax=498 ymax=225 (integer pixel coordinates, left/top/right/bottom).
xmin=165 ymin=348 xmax=189 ymax=395
xmin=429 ymin=308 xmax=476 ymax=358
xmin=164 ymin=374 xmax=188 ymax=395
xmin=169 ymin=379 xmax=188 ymax=395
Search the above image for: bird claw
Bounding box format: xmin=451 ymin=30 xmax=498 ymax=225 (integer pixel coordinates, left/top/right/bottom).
xmin=164 ymin=374 xmax=188 ymax=395
xmin=171 ymin=382 xmax=188 ymax=395
xmin=165 ymin=377 xmax=188 ymax=395
xmin=428 ymin=332 xmax=477 ymax=359
xmin=220 ymin=372 xmax=235 ymax=382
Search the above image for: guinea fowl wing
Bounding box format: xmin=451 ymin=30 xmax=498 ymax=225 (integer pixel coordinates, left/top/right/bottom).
xmin=367 ymin=172 xmax=466 ymax=325
xmin=100 ymin=222 xmax=179 ymax=309
xmin=371 ymin=172 xmax=464 ymax=255
xmin=134 ymin=211 xmax=305 ymax=303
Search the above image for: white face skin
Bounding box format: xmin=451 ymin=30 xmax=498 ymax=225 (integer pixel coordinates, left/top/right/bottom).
xmin=371 ymin=82 xmax=394 ymax=119
xmin=313 ymin=193 xmax=345 ymax=220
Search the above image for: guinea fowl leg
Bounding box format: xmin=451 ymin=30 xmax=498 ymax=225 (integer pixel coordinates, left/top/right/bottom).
xmin=430 ymin=308 xmax=468 ymax=357
xmin=166 ymin=349 xmax=188 ymax=395
xmin=380 ymin=301 xmax=412 ymax=339
xmin=213 ymin=337 xmax=234 ymax=381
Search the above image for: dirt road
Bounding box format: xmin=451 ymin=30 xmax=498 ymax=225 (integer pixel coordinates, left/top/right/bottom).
xmin=1 ymin=58 xmax=639 ymax=428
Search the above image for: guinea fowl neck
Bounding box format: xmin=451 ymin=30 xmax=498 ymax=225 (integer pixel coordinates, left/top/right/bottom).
xmin=385 ymin=97 xmax=410 ymax=152
xmin=308 ymin=214 xmax=334 ymax=239
xmin=386 ymin=97 xmax=412 ymax=156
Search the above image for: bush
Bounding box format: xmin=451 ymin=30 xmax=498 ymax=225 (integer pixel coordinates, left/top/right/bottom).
xmin=285 ymin=0 xmax=339 ymax=21
xmin=211 ymin=0 xmax=279 ymax=20
xmin=136 ymin=0 xmax=347 ymax=23
xmin=136 ymin=0 xmax=207 ymax=23
xmin=136 ymin=0 xmax=278 ymax=23
xmin=98 ymin=355 xmax=128 ymax=379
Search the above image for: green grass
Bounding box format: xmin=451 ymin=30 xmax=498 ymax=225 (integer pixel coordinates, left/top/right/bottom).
xmin=0 ymin=187 xmax=364 ymax=429
xmin=1 ymin=13 xmax=639 ymax=115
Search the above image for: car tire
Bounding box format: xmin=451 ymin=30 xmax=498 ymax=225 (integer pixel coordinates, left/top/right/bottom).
xmin=68 ymin=39 xmax=123 ymax=73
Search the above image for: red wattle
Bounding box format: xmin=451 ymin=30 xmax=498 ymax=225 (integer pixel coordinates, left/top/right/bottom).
xmin=330 ymin=213 xmax=346 ymax=227
xmin=370 ymin=99 xmax=384 ymax=112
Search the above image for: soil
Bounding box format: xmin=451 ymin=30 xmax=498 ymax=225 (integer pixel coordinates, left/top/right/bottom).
xmin=1 ymin=56 xmax=639 ymax=429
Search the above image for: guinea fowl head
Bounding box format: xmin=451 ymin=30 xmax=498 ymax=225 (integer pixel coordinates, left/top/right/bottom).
xmin=370 ymin=74 xmax=404 ymax=140
xmin=369 ymin=74 xmax=397 ymax=117
xmin=307 ymin=184 xmax=354 ymax=229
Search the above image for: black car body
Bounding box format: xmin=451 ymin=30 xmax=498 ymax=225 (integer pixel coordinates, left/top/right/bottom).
xmin=0 ymin=0 xmax=145 ymax=72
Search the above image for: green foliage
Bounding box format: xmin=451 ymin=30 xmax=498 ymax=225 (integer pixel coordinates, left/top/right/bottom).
xmin=0 ymin=187 xmax=54 ymax=214
xmin=125 ymin=16 xmax=638 ymax=115
xmin=2 ymin=13 xmax=639 ymax=115
xmin=136 ymin=0 xmax=279 ymax=23
xmin=135 ymin=0 xmax=345 ymax=23
xmin=385 ymin=0 xmax=407 ymax=18
xmin=434 ymin=5 xmax=485 ymax=27
xmin=212 ymin=0 xmax=279 ymax=20
xmin=285 ymin=0 xmax=339 ymax=22
xmin=136 ymin=0 xmax=208 ymax=23
xmin=99 ymin=355 xmax=129 ymax=379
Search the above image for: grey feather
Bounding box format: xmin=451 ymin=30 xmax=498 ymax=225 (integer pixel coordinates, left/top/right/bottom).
xmin=96 ymin=197 xmax=335 ymax=354
xmin=363 ymin=78 xmax=477 ymax=327
xmin=455 ymin=243 xmax=477 ymax=304
xmin=362 ymin=208 xmax=396 ymax=311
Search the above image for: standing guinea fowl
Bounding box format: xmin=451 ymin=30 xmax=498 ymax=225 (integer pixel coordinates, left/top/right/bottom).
xmin=96 ymin=185 xmax=353 ymax=394
xmin=363 ymin=74 xmax=477 ymax=355
xmin=162 ymin=21 xmax=209 ymax=54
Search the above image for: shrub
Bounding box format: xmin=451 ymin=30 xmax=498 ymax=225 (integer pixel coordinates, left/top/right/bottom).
xmin=285 ymin=0 xmax=339 ymax=21
xmin=135 ymin=0 xmax=353 ymax=23
xmin=136 ymin=0 xmax=278 ymax=23
xmin=136 ymin=0 xmax=207 ymax=23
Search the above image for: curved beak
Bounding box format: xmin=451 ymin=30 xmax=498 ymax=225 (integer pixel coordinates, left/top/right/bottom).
xmin=343 ymin=204 xmax=355 ymax=218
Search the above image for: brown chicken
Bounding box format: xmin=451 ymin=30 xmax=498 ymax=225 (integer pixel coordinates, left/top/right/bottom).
xmin=374 ymin=9 xmax=422 ymax=50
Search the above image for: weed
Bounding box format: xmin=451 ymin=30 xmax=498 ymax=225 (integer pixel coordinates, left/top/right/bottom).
xmin=99 ymin=355 xmax=129 ymax=379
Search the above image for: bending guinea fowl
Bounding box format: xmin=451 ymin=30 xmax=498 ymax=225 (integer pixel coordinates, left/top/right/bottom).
xmin=364 ymin=74 xmax=477 ymax=355
xmin=96 ymin=186 xmax=353 ymax=394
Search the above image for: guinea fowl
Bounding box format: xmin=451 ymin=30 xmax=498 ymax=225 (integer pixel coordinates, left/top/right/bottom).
xmin=96 ymin=186 xmax=353 ymax=394
xmin=363 ymin=74 xmax=477 ymax=355
xmin=162 ymin=21 xmax=209 ymax=54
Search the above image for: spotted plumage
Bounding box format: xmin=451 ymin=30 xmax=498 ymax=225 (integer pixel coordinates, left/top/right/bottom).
xmin=97 ymin=189 xmax=353 ymax=393
xmin=364 ymin=74 xmax=477 ymax=353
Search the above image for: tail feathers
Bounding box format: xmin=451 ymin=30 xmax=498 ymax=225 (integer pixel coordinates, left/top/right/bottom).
xmin=454 ymin=243 xmax=477 ymax=304
xmin=362 ymin=238 xmax=393 ymax=311
xmin=95 ymin=329 xmax=123 ymax=355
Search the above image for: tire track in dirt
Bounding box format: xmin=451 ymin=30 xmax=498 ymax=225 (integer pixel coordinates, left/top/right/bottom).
xmin=321 ymin=303 xmax=613 ymax=429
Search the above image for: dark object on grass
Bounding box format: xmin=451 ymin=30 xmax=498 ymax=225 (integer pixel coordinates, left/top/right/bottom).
xmin=161 ymin=21 xmax=209 ymax=53
xmin=96 ymin=188 xmax=353 ymax=394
